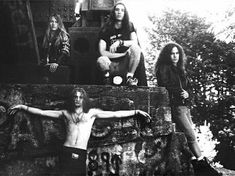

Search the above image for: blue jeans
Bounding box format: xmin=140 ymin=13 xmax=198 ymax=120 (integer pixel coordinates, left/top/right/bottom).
xmin=171 ymin=106 xmax=196 ymax=144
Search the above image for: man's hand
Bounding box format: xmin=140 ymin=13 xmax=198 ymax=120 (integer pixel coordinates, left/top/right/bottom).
xmin=49 ymin=63 xmax=59 ymax=72
xmin=109 ymin=40 xmax=120 ymax=53
xmin=136 ymin=110 xmax=152 ymax=123
xmin=181 ymin=90 xmax=189 ymax=99
xmin=8 ymin=105 xmax=26 ymax=115
xmin=136 ymin=110 xmax=152 ymax=130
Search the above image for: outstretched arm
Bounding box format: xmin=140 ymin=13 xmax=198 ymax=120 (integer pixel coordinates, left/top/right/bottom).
xmin=92 ymin=109 xmax=151 ymax=123
xmin=8 ymin=104 xmax=63 ymax=118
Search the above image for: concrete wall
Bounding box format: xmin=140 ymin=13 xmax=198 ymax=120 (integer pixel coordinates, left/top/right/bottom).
xmin=0 ymin=84 xmax=193 ymax=176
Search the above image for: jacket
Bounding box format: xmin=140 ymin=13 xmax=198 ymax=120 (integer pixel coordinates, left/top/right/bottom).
xmin=41 ymin=30 xmax=70 ymax=65
xmin=156 ymin=64 xmax=191 ymax=106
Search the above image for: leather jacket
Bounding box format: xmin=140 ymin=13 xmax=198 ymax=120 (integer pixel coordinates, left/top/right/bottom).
xmin=156 ymin=64 xmax=191 ymax=106
xmin=41 ymin=30 xmax=70 ymax=66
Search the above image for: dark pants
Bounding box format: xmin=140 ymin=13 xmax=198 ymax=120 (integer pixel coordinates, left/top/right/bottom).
xmin=41 ymin=65 xmax=70 ymax=84
xmin=59 ymin=146 xmax=87 ymax=176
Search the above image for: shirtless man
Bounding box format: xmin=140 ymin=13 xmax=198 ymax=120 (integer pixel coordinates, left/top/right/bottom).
xmin=8 ymin=87 xmax=151 ymax=175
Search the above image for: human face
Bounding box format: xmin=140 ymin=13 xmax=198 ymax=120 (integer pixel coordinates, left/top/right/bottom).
xmin=73 ymin=91 xmax=83 ymax=108
xmin=171 ymin=46 xmax=179 ymax=66
xmin=114 ymin=4 xmax=125 ymax=21
xmin=49 ymin=16 xmax=59 ymax=31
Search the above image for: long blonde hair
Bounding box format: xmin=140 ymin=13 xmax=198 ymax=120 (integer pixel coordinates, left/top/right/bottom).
xmin=42 ymin=14 xmax=68 ymax=49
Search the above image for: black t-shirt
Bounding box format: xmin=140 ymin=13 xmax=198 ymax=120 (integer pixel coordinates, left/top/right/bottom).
xmin=99 ymin=22 xmax=135 ymax=53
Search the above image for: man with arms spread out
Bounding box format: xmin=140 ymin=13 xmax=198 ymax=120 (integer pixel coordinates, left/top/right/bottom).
xmin=8 ymin=87 xmax=151 ymax=175
xmin=97 ymin=1 xmax=142 ymax=86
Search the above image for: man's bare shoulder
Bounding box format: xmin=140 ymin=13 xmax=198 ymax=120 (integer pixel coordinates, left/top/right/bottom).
xmin=87 ymin=108 xmax=102 ymax=117
xmin=59 ymin=110 xmax=70 ymax=117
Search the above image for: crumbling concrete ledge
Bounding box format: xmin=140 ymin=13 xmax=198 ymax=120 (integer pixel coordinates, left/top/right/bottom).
xmin=0 ymin=84 xmax=195 ymax=175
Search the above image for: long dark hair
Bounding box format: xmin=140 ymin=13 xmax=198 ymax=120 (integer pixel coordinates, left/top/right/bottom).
xmin=65 ymin=88 xmax=90 ymax=113
xmin=102 ymin=2 xmax=131 ymax=32
xmin=155 ymin=42 xmax=187 ymax=75
xmin=42 ymin=14 xmax=69 ymax=49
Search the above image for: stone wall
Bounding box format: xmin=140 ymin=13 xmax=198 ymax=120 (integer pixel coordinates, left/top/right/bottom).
xmin=0 ymin=84 xmax=193 ymax=176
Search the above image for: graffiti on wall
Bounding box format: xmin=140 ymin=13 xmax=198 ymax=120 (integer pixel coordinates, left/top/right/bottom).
xmin=87 ymin=138 xmax=169 ymax=176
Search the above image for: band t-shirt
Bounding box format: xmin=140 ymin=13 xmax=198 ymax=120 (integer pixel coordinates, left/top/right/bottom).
xmin=99 ymin=22 xmax=135 ymax=53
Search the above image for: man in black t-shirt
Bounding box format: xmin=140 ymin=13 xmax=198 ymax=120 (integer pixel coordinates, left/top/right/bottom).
xmin=97 ymin=1 xmax=142 ymax=86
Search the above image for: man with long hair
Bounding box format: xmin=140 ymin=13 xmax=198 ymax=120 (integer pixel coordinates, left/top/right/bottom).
xmin=8 ymin=87 xmax=151 ymax=175
xmin=155 ymin=42 xmax=221 ymax=176
xmin=97 ymin=1 xmax=142 ymax=86
xmin=41 ymin=14 xmax=70 ymax=73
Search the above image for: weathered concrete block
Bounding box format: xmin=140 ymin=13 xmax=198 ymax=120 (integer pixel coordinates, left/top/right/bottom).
xmin=0 ymin=84 xmax=193 ymax=175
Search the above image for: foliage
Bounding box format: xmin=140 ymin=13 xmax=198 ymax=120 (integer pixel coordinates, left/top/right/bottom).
xmin=145 ymin=9 xmax=235 ymax=169
xmin=194 ymin=121 xmax=220 ymax=162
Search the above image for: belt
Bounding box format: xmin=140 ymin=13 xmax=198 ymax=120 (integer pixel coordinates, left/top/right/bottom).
xmin=72 ymin=153 xmax=80 ymax=159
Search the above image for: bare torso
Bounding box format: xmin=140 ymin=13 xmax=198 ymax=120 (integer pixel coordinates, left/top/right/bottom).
xmin=62 ymin=110 xmax=96 ymax=150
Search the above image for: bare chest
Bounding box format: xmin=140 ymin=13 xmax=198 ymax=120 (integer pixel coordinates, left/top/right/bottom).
xmin=67 ymin=112 xmax=85 ymax=124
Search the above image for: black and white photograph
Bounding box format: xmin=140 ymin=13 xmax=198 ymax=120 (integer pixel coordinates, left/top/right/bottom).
xmin=0 ymin=0 xmax=234 ymax=175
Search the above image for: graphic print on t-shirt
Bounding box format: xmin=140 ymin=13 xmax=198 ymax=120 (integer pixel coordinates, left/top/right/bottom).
xmin=110 ymin=33 xmax=129 ymax=53
xmin=110 ymin=34 xmax=122 ymax=45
